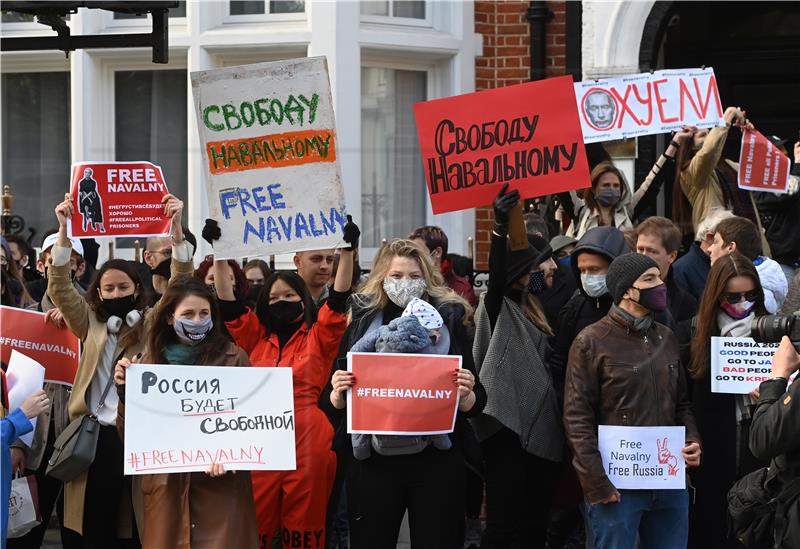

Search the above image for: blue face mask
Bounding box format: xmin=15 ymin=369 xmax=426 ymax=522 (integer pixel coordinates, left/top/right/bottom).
xmin=558 ymin=255 xmax=571 ymax=270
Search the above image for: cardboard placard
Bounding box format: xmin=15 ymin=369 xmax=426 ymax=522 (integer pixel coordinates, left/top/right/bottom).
xmin=68 ymin=161 xmax=171 ymax=238
xmin=191 ymin=57 xmax=348 ymax=259
xmin=123 ymin=364 xmax=296 ymax=475
xmin=414 ymin=76 xmax=590 ymax=214
xmin=347 ymin=352 xmax=461 ymax=435
xmin=738 ymin=129 xmax=792 ymax=193
xmin=598 ymin=425 xmax=686 ymax=490
xmin=574 ymin=68 xmax=725 ymax=143
xmin=0 ymin=306 xmax=80 ymax=386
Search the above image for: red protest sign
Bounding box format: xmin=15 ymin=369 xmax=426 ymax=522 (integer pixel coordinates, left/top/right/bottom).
xmin=68 ymin=161 xmax=171 ymax=238
xmin=347 ymin=352 xmax=461 ymax=435
xmin=738 ymin=129 xmax=791 ymax=193
xmin=413 ymin=76 xmax=590 ymax=214
xmin=0 ymin=306 xmax=80 ymax=386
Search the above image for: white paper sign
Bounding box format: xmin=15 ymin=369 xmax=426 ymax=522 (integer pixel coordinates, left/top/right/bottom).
xmin=191 ymin=57 xmax=348 ymax=259
xmin=598 ymin=425 xmax=686 ymax=490
xmin=6 ymin=350 xmax=46 ymax=447
xmin=710 ymin=336 xmax=780 ymax=394
xmin=124 ymin=363 xmax=296 ymax=475
xmin=574 ymin=68 xmax=725 ymax=143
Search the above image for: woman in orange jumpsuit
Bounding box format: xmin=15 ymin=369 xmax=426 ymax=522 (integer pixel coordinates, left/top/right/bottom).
xmin=207 ymin=218 xmax=358 ymax=549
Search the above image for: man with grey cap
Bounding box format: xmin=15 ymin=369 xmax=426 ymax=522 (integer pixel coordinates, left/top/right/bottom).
xmin=564 ymin=253 xmax=702 ymax=549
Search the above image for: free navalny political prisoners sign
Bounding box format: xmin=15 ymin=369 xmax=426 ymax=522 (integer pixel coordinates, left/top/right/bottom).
xmin=413 ymin=75 xmax=590 ymax=215
xmin=191 ymin=57 xmax=347 ymax=259
xmin=68 ymin=161 xmax=172 ymax=239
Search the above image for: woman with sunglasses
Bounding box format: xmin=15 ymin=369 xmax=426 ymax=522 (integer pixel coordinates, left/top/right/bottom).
xmin=684 ymin=251 xmax=767 ymax=548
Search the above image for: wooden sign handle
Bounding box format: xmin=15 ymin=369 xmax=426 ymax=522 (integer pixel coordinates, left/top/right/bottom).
xmin=508 ymin=201 xmax=528 ymax=251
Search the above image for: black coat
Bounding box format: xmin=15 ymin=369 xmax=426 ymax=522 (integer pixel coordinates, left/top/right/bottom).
xmin=754 ymin=164 xmax=800 ymax=268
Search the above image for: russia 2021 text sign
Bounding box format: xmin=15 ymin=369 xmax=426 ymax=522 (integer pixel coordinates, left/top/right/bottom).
xmin=710 ymin=336 xmax=779 ymax=394
xmin=575 ymin=68 xmax=725 ymax=143
xmin=191 ymin=57 xmax=347 ymax=259
xmin=123 ymin=364 xmax=296 ymax=475
xmin=414 ymin=76 xmax=590 ymax=214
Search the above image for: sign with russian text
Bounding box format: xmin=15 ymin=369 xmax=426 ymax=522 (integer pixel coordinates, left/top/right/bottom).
xmin=413 ymin=76 xmax=590 ymax=214
xmin=574 ymin=68 xmax=725 ymax=143
xmin=347 ymin=352 xmax=460 ymax=435
xmin=0 ymin=306 xmax=79 ymax=386
xmin=191 ymin=57 xmax=347 ymax=259
xmin=123 ymin=363 xmax=296 ymax=475
xmin=710 ymin=336 xmax=783 ymax=394
xmin=738 ymin=129 xmax=791 ymax=193
xmin=598 ymin=425 xmax=686 ymax=490
xmin=68 ymin=161 xmax=171 ymax=238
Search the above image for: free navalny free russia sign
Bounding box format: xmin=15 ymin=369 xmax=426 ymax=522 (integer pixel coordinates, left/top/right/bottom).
xmin=191 ymin=57 xmax=347 ymax=259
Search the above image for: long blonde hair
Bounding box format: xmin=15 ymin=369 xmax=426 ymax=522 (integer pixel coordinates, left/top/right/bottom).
xmin=354 ymin=239 xmax=472 ymax=321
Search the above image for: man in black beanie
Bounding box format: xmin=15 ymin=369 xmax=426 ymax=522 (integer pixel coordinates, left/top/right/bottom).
xmin=563 ymin=253 xmax=702 ymax=549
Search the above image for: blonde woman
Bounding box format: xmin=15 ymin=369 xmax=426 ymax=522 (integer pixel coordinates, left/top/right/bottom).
xmin=329 ymin=239 xmax=486 ymax=548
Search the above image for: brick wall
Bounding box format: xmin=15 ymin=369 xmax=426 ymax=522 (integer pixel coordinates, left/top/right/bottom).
xmin=473 ymin=0 xmax=567 ymax=269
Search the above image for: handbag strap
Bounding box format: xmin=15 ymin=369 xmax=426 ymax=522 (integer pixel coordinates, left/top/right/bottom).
xmin=92 ymin=350 xmax=126 ymax=417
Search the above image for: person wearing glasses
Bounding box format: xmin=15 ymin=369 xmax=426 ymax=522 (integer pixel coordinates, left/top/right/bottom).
xmin=684 ymin=251 xmax=768 ymax=548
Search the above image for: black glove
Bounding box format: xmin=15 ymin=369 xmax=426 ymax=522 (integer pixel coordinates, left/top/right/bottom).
xmin=493 ymin=183 xmax=520 ymax=228
xmin=342 ymin=214 xmax=361 ymax=251
xmin=202 ymin=218 xmax=221 ymax=246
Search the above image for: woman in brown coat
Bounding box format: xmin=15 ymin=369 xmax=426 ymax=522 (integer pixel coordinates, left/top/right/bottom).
xmin=115 ymin=277 xmax=258 ymax=549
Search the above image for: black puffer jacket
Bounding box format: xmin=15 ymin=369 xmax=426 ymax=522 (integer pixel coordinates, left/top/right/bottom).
xmin=549 ymin=226 xmax=627 ymax=401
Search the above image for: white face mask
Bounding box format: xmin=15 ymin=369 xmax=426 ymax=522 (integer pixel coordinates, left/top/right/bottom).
xmin=581 ymin=273 xmax=608 ymax=298
xmin=173 ymin=317 xmax=213 ymax=345
xmin=383 ymin=277 xmax=426 ymax=308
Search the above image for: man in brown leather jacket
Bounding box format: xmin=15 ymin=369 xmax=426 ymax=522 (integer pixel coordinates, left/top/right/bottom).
xmin=564 ymin=253 xmax=702 ymax=549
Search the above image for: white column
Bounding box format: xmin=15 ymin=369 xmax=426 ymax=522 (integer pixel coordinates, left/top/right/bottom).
xmin=307 ymin=0 xmax=362 ymax=224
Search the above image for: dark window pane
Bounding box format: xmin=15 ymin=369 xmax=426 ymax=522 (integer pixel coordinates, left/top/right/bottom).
xmin=361 ymin=1 xmax=389 ymax=16
xmin=270 ymin=1 xmax=304 ymax=13
xmin=393 ymin=0 xmax=425 ymax=19
xmin=230 ymin=1 xmax=266 ymax=16
xmin=114 ymin=70 xmax=187 ymax=247
xmin=1 ymin=73 xmax=71 ymax=244
xmin=361 ymin=68 xmax=428 ymax=247
xmin=1 ymin=11 xmax=34 ymax=22
xmin=114 ymin=2 xmax=185 ymax=19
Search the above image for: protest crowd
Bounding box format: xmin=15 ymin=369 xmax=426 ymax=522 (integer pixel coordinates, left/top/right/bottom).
xmin=2 ymin=61 xmax=800 ymax=549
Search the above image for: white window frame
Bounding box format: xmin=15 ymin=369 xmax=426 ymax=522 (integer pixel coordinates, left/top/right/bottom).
xmin=360 ymin=0 xmax=432 ymax=28
xmin=223 ymin=0 xmax=307 ymax=24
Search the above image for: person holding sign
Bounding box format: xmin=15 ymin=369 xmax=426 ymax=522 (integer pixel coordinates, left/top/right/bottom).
xmin=48 ymin=192 xmax=194 ymax=545
xmin=468 ymin=185 xmax=563 ymax=548
xmin=684 ymin=252 xmax=768 ymax=548
xmin=564 ymin=253 xmax=701 ymax=549
xmin=328 ymin=238 xmax=483 ymax=548
xmin=206 ymin=216 xmax=359 ymax=549
xmin=114 ymin=277 xmax=258 ymax=548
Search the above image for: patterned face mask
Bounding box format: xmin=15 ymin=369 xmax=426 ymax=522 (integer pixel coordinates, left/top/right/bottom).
xmin=383 ymin=277 xmax=427 ymax=308
xmin=527 ymin=270 xmax=546 ymax=296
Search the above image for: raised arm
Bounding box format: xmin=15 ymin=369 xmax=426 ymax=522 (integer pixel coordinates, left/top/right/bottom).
xmin=162 ymin=193 xmax=195 ymax=283
xmin=681 ymin=107 xmax=743 ymax=194
xmin=485 ymin=184 xmax=519 ymax=330
xmin=48 ymin=193 xmax=90 ymax=340
xmin=632 ymin=127 xmax=693 ymax=216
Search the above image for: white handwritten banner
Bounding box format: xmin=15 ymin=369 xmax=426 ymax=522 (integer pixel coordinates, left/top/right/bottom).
xmin=597 ymin=425 xmax=685 ymax=490
xmin=124 ymin=364 xmax=296 ymax=475
xmin=574 ymin=68 xmax=725 ymax=143
xmin=191 ymin=57 xmax=347 ymax=259
xmin=710 ymin=336 xmax=782 ymax=394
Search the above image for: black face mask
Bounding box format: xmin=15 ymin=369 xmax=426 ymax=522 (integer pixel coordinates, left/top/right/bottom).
xmin=266 ymin=299 xmax=304 ymax=325
xmin=150 ymin=257 xmax=171 ymax=279
xmin=102 ymin=294 xmax=137 ymax=319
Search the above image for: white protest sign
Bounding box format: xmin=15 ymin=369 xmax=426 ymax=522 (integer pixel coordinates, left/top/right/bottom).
xmin=598 ymin=425 xmax=686 ymax=490
xmin=124 ymin=364 xmax=296 ymax=475
xmin=6 ymin=350 xmax=46 ymax=447
xmin=574 ymin=68 xmax=725 ymax=143
xmin=711 ymin=336 xmax=781 ymax=394
xmin=191 ymin=57 xmax=347 ymax=259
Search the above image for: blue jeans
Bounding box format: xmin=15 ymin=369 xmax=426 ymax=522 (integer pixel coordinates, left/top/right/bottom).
xmin=586 ymin=489 xmax=689 ymax=549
